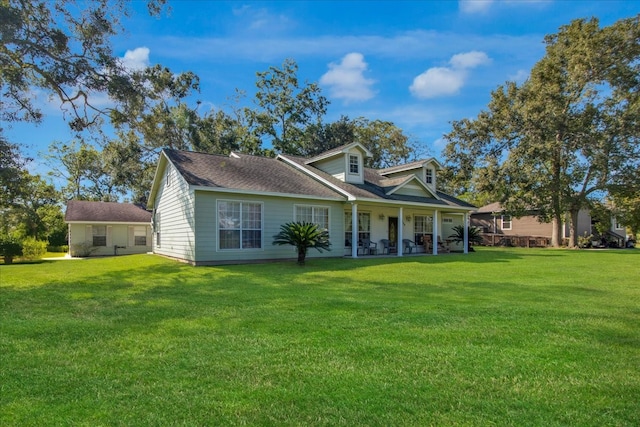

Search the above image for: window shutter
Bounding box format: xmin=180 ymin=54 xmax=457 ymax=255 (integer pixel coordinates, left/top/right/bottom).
xmin=128 ymin=226 xmax=134 ymax=247
xmin=106 ymin=226 xmax=112 ymax=247
xmin=85 ymin=225 xmax=92 ymax=243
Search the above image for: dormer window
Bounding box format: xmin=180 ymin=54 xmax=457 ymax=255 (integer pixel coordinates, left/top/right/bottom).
xmin=349 ymin=155 xmax=359 ymax=174
xmin=425 ymin=168 xmax=433 ymax=184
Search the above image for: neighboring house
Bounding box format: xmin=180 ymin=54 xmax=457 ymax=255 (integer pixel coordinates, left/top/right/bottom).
xmin=147 ymin=143 xmax=476 ymax=265
xmin=65 ymin=200 xmax=152 ymax=257
xmin=471 ymin=202 xmax=627 ymax=247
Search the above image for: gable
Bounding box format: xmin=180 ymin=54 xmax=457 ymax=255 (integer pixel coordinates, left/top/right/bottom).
xmin=383 ymin=176 xmax=439 ymax=199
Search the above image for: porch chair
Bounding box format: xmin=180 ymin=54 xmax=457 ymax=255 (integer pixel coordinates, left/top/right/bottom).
xmin=379 ymin=239 xmax=391 ymax=254
xmin=360 ymin=238 xmax=377 ymax=255
xmin=402 ymin=239 xmax=417 ymax=254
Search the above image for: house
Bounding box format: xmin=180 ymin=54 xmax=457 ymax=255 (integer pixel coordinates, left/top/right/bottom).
xmin=471 ymin=202 xmax=628 ymax=247
xmin=65 ymin=200 xmax=152 ymax=257
xmin=147 ymin=143 xmax=476 ymax=265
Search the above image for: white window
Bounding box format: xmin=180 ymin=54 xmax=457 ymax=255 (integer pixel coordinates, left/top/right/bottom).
xmin=414 ymin=215 xmax=433 ymax=246
xmin=443 ymin=217 xmax=453 ymax=223
xmin=295 ymin=205 xmax=329 ymax=230
xmin=501 ymin=215 xmax=512 ymax=230
xmin=425 ymin=168 xmax=433 ymax=184
xmin=92 ymin=225 xmax=107 ymax=247
xmin=349 ymin=155 xmax=359 ymax=174
xmin=344 ymin=212 xmax=370 ymax=246
xmin=614 ymin=218 xmax=624 ymax=230
xmin=134 ymin=226 xmax=147 ymax=246
xmin=218 ymin=201 xmax=262 ymax=250
xmin=166 ymin=169 xmax=172 ymax=187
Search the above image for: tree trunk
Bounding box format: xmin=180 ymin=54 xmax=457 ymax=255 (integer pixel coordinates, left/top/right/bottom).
xmin=297 ymin=247 xmax=306 ymax=265
xmin=568 ymin=208 xmax=580 ymax=248
xmin=551 ymin=214 xmax=564 ymax=247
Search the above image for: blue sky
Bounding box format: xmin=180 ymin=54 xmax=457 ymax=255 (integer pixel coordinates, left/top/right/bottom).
xmin=7 ymin=0 xmax=639 ymax=176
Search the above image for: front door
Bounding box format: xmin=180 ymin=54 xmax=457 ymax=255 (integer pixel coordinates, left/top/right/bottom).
xmin=388 ymin=217 xmax=398 ymax=252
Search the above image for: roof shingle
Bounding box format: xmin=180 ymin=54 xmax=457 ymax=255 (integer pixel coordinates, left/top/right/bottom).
xmin=65 ymin=201 xmax=151 ymax=223
xmin=164 ymin=149 xmax=344 ymax=199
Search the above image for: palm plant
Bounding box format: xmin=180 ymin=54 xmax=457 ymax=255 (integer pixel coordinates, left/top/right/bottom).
xmin=273 ymin=221 xmax=331 ymax=265
xmin=448 ymin=225 xmax=484 ymax=252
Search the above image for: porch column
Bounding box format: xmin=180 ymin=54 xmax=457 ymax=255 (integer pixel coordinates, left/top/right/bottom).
xmin=351 ymin=203 xmax=358 ymax=258
xmin=433 ymin=209 xmax=439 ymax=255
xmin=397 ymin=207 xmax=403 ymax=256
xmin=463 ymin=212 xmax=469 ymax=254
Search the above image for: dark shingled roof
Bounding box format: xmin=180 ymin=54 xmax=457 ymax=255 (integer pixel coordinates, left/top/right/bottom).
xmin=281 ymin=155 xmax=476 ymax=209
xmin=474 ymin=202 xmax=504 ymax=213
xmin=65 ymin=200 xmax=151 ymax=223
xmin=163 ymin=149 xmax=344 ymax=199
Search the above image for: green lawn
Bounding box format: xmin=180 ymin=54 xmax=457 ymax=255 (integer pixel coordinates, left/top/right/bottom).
xmin=1 ymin=248 xmax=638 ymax=426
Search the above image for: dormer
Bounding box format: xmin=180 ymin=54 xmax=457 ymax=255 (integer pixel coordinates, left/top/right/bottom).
xmin=378 ymin=158 xmax=442 ymax=193
xmin=305 ymin=142 xmax=372 ymax=184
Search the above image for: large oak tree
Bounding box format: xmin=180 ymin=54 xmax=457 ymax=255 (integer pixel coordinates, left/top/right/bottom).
xmin=443 ymin=16 xmax=639 ymax=247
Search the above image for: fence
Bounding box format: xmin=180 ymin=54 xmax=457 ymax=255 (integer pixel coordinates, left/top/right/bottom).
xmin=480 ymin=233 xmax=551 ymax=248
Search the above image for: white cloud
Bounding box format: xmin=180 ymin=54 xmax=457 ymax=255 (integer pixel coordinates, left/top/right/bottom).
xmin=320 ymin=53 xmax=375 ymax=103
xmin=410 ymin=67 xmax=466 ymax=98
xmin=459 ymin=0 xmax=494 ymax=14
xmin=449 ymin=51 xmax=491 ymax=69
xmin=120 ymin=47 xmax=150 ymax=71
xmin=410 ymin=51 xmax=491 ymax=99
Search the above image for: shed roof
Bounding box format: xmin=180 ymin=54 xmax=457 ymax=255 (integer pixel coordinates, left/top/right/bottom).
xmin=65 ymin=200 xmax=151 ymax=223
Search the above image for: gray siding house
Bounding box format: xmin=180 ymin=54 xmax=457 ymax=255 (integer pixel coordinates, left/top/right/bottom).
xmin=148 ymin=143 xmax=476 ymax=265
xmin=471 ymin=202 xmax=628 ymax=247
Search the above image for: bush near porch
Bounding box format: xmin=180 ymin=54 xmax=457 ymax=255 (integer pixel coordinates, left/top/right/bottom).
xmin=1 ymin=248 xmax=638 ymax=425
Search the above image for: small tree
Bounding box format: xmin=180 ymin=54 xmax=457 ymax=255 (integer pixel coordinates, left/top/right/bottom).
xmin=0 ymin=237 xmax=23 ymax=264
xmin=273 ymin=222 xmax=331 ymax=265
xmin=448 ymin=225 xmax=484 ymax=252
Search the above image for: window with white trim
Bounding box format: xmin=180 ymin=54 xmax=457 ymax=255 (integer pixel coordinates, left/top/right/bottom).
xmin=218 ymin=201 xmax=262 ymax=250
xmin=349 ymin=155 xmax=359 ymax=174
xmin=295 ymin=205 xmax=329 ymax=230
xmin=92 ymin=225 xmax=107 ymax=247
xmin=443 ymin=218 xmax=453 ymax=223
xmin=414 ymin=215 xmax=433 ymax=245
xmin=425 ymin=168 xmax=433 ymax=184
xmin=614 ymin=218 xmax=624 ymax=230
xmin=501 ymin=215 xmax=512 ymax=230
xmin=344 ymin=212 xmax=370 ymax=246
xmin=134 ymin=226 xmax=147 ymax=246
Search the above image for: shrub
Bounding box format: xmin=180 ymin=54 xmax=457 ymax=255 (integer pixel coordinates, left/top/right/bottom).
xmin=0 ymin=237 xmax=23 ymax=264
xmin=70 ymin=242 xmax=97 ymax=257
xmin=47 ymin=245 xmax=69 ymax=253
xmin=22 ymin=238 xmax=48 ymax=260
xmin=448 ymin=225 xmax=484 ymax=251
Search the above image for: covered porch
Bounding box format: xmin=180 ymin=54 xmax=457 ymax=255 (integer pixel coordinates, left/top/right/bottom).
xmin=343 ymin=202 xmax=471 ymax=258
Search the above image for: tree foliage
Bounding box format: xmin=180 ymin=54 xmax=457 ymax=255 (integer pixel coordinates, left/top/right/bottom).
xmin=443 ymin=17 xmax=640 ymax=247
xmin=252 ymin=58 xmax=329 ymax=155
xmin=1 ymin=0 xmax=168 ymax=130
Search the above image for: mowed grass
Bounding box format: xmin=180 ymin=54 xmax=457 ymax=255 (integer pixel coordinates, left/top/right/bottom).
xmin=1 ymin=248 xmax=638 ymax=426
